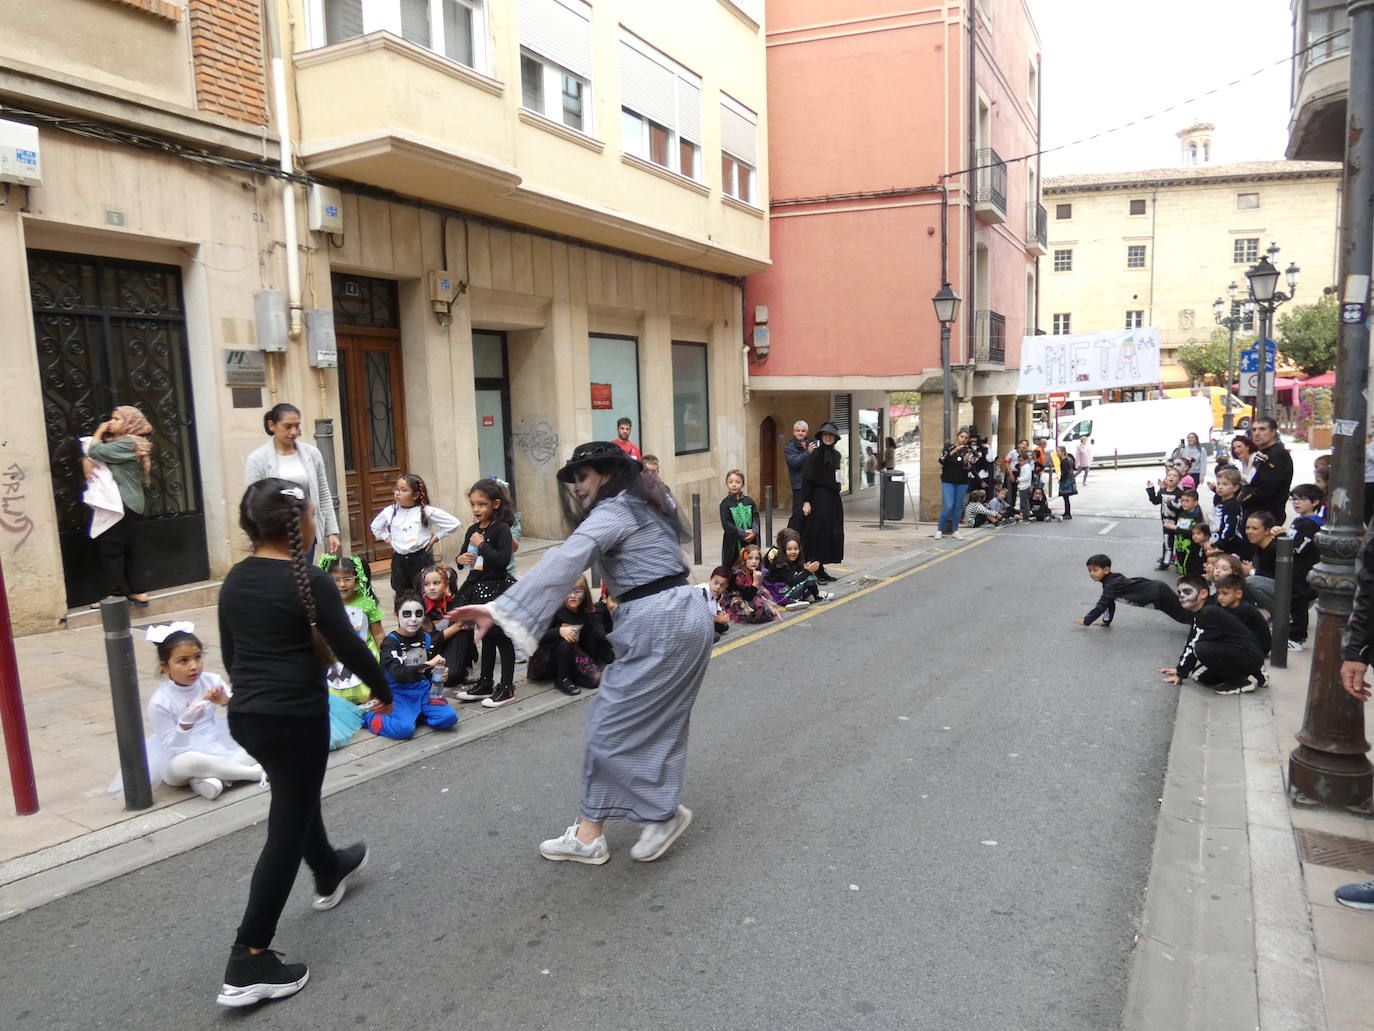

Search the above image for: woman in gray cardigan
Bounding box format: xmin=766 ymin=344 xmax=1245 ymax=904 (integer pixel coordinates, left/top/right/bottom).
xmin=243 ymin=403 xmax=340 ymax=559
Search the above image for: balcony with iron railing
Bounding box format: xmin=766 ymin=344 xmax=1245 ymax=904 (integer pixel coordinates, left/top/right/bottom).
xmin=974 ymin=147 xmax=1007 ymax=224
xmin=1026 ymin=202 xmax=1047 ymax=255
xmin=974 ymin=309 xmax=1006 ymax=365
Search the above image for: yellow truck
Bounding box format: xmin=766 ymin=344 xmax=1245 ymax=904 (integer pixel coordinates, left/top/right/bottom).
xmin=1163 ymin=387 xmax=1253 ymax=431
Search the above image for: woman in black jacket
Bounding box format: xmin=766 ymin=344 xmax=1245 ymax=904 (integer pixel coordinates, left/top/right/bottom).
xmin=215 ymin=479 xmax=391 ymax=1009
xmin=800 ymin=421 xmax=845 ymax=582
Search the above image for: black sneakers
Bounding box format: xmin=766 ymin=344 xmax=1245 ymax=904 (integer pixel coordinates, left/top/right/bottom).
xmin=313 ymin=842 xmax=368 ymax=911
xmin=455 ymin=678 xmax=495 ymax=702
xmin=481 ymin=681 xmax=516 ymax=708
xmin=555 ymin=677 xmax=582 ymax=696
xmin=217 ymin=946 xmax=309 ymax=1008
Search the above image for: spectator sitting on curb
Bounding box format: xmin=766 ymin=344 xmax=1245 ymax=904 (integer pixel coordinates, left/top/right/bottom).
xmin=963 ymin=489 xmax=1004 ymax=528
xmin=1337 ymin=527 xmax=1374 ymax=910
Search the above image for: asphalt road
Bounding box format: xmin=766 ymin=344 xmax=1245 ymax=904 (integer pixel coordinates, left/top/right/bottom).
xmin=5 ymin=517 xmax=1186 ymax=1030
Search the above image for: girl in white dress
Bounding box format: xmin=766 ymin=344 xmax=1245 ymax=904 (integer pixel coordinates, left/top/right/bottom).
xmin=144 ymin=623 xmax=263 ymax=800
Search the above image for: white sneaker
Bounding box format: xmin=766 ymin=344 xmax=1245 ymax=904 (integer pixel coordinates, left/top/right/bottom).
xmin=817 ymin=591 xmax=834 ymax=602
xmin=783 ymin=601 xmax=809 ymax=611
xmin=1287 ymin=639 xmax=1305 ymax=652
xmin=931 ymin=530 xmax=945 ymax=538
xmin=631 ymin=805 xmax=693 ymax=862
xmin=189 ymin=777 xmax=224 ymax=800
xmin=951 ymin=532 xmax=965 ymax=541
xmin=539 ymin=822 xmax=610 ymax=865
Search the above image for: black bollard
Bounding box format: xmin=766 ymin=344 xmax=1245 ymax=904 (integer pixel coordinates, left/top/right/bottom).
xmin=1269 ymin=535 xmax=1294 ymax=670
xmin=101 ymin=597 xmax=153 ymax=810
xmin=763 ymin=485 xmax=774 ymax=546
xmin=691 ymin=492 xmax=702 ymax=566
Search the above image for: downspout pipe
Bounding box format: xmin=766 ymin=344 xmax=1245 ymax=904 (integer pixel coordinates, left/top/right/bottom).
xmin=263 ymin=0 xmax=304 ymax=342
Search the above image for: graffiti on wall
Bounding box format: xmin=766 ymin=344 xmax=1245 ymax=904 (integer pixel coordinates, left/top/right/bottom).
xmin=1 ymin=464 xmax=35 ymax=549
xmin=514 ymin=419 xmax=560 ymax=465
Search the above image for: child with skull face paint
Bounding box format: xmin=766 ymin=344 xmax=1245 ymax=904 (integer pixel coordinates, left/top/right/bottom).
xmin=365 ymin=591 xmax=460 ymax=739
xmin=1160 ymin=575 xmax=1267 ymax=695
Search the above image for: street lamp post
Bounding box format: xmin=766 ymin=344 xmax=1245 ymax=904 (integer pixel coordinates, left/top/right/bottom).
xmin=932 ymin=283 xmax=962 ymax=444
xmin=1289 ymin=0 xmax=1374 ymax=812
xmin=1244 ymin=242 xmax=1301 ymax=420
xmin=1212 ymin=282 xmax=1253 ymax=434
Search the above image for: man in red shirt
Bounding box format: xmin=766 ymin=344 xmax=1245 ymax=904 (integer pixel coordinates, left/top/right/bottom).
xmin=613 ymin=417 xmax=642 ymax=461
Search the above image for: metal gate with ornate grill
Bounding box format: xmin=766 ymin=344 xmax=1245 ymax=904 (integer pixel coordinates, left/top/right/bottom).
xmin=28 ymin=250 xmax=208 ymax=607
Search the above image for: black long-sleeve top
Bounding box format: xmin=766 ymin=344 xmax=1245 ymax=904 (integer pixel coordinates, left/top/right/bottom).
xmin=1083 ymin=572 xmax=1177 ymax=625
xmin=1344 ymin=526 xmax=1374 ymax=661
xmin=1214 ymin=496 xmax=1252 ymax=559
xmin=1146 ymin=484 xmax=1182 ymax=528
xmin=220 ymin=558 xmax=390 ymax=717
xmin=784 ymin=438 xmax=810 ymax=491
xmin=1252 ymin=539 xmax=1277 ymax=579
xmin=538 ymin=605 xmax=611 ymax=665
xmin=1291 ymin=515 xmax=1326 ymax=579
xmin=800 ymin=444 xmax=841 ymax=502
xmin=1212 ymin=598 xmax=1271 ymax=654
xmin=1242 ymin=441 xmax=1294 ymax=523
xmin=1177 ymin=606 xmax=1264 ymax=678
xmin=765 ymin=553 xmax=813 ymax=589
xmin=457 ymin=520 xmax=514 ymax=582
xmin=381 ymin=629 xmax=440 ymax=684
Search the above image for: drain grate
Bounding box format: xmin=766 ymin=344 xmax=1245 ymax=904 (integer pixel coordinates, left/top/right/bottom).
xmin=1294 ymin=828 xmax=1374 ymax=872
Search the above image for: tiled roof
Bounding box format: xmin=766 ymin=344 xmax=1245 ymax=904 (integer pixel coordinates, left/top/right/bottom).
xmin=1044 ymin=160 xmax=1341 ymax=193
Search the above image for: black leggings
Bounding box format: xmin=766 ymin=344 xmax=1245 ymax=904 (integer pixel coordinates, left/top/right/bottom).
xmin=228 ymin=711 xmax=339 ymax=950
xmin=1062 ymin=495 xmax=1072 ymax=517
xmin=480 ymin=626 xmax=515 ymax=684
xmin=97 ymin=510 xmax=142 ymax=597
xmin=1190 ymin=642 xmax=1264 ymax=687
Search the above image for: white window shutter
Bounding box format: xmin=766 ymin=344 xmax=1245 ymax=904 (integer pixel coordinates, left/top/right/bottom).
xmin=620 ymin=40 xmax=676 ymax=129
xmin=518 ymin=0 xmax=593 ymax=80
xmin=720 ymin=96 xmax=757 ymax=165
xmin=677 ymin=76 xmax=702 ymax=144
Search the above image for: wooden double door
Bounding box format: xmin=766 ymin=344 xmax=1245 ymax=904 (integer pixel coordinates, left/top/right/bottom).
xmin=337 ymin=329 xmax=407 ymax=565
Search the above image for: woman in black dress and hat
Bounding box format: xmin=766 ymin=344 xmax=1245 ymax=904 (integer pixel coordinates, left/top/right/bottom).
xmin=800 ymin=421 xmax=844 ymax=582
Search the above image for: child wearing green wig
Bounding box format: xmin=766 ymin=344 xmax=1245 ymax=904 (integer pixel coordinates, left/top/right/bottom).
xmin=318 ymin=553 xmax=385 ymax=703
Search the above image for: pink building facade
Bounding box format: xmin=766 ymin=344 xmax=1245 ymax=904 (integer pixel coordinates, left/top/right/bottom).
xmin=744 ymin=0 xmax=1043 ymax=518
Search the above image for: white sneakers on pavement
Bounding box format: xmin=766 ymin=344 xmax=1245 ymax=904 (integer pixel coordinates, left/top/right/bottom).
xmin=539 ymin=822 xmax=610 ymax=865
xmin=631 ymin=805 xmax=693 ymax=862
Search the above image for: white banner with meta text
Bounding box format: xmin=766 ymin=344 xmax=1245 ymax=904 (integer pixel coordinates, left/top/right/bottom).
xmin=1016 ymin=326 xmax=1161 ymax=394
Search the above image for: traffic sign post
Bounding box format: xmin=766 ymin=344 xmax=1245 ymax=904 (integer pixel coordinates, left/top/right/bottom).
xmin=1048 ymin=393 xmax=1068 ymax=410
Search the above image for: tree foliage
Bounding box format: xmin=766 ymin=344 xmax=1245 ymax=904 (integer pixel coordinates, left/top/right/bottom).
xmin=1176 ymin=328 xmax=1233 ymax=384
xmin=1276 ymin=294 xmax=1339 ymax=376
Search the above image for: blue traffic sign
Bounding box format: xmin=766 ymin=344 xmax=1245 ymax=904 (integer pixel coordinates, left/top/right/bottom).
xmin=1239 ymin=341 xmax=1277 ymax=373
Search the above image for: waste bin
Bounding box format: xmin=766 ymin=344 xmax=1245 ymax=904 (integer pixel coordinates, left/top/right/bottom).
xmin=880 ymin=470 xmax=905 ymax=521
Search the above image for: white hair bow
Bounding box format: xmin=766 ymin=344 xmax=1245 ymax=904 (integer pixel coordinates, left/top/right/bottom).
xmin=144 ymin=621 xmax=195 ymax=644
xmin=280 ymin=486 xmax=306 ymax=501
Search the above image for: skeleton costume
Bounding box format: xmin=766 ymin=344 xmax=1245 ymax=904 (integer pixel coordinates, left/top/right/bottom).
xmin=367 ymin=602 xmax=459 ymax=739
xmin=1174 ymin=581 xmax=1266 ymax=692
xmin=483 ymin=442 xmax=714 ymax=827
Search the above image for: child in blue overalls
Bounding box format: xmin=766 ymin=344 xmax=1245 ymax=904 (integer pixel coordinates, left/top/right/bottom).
xmin=365 ymin=590 xmax=459 ymax=740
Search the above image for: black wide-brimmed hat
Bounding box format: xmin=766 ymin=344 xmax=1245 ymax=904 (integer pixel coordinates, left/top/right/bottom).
xmin=556 ymin=440 xmax=640 ymax=483
xmin=815 ymin=420 xmax=841 ymax=440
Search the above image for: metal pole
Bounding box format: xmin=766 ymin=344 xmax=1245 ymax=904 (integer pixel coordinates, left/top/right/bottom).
xmin=101 ymin=597 xmax=153 ymax=811
xmin=313 ymin=417 xmax=340 ymax=531
xmin=1289 ymin=0 xmax=1374 ymax=810
xmin=940 ymin=324 xmax=953 ymax=444
xmin=877 ymin=472 xmax=886 ymax=530
xmin=1270 ymin=536 xmax=1294 ymax=670
xmin=1223 ymin=321 xmax=1236 ymax=434
xmin=1255 ymin=309 xmax=1270 ymax=421
xmin=690 ymin=492 xmax=702 ymax=567
xmin=0 ymin=561 xmax=38 ymax=815
xmin=763 ymin=485 xmax=774 ymax=548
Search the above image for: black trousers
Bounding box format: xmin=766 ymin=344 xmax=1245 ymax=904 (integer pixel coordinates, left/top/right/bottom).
xmin=787 ymin=490 xmax=805 ymax=533
xmin=480 ymin=627 xmax=515 ymax=684
xmin=390 ymin=549 xmax=433 ymax=595
xmin=97 ymin=510 xmax=142 ymax=597
xmin=1290 ymin=582 xmax=1318 ymax=642
xmin=1190 ymin=642 xmax=1264 ymax=687
xmin=228 ymin=710 xmax=339 ymax=950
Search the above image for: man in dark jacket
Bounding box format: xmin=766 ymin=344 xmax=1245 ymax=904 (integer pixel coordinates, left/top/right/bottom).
xmin=785 ymin=420 xmax=815 ymax=531
xmin=1242 ymin=416 xmax=1294 ymax=524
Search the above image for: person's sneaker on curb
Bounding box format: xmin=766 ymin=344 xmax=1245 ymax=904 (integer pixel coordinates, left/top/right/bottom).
xmin=539 ymin=822 xmax=609 ymax=865
xmin=816 ymin=591 xmax=834 ymax=602
xmin=190 ymin=776 xmax=224 ymax=800
xmin=481 ymin=681 xmax=516 ymax=708
xmin=631 ymin=804 xmax=693 ymax=862
xmin=1287 ymin=639 xmax=1305 ymax=652
xmin=313 ymin=842 xmax=368 ymax=911
xmin=1251 ymin=671 xmax=1268 ymax=690
xmin=951 ymin=531 xmax=965 ymax=541
xmin=216 ymin=946 xmax=309 ymax=1008
xmin=1334 ymin=878 xmax=1374 ymax=910
xmin=931 ymin=530 xmax=944 ymax=539
xmin=783 ymin=600 xmax=809 ymax=611
xmin=455 ymin=678 xmax=494 ymax=702
xmin=1211 ymin=682 xmax=1256 ymax=696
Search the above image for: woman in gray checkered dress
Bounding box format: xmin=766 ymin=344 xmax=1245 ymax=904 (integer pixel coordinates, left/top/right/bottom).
xmin=450 ymin=442 xmax=715 ymax=866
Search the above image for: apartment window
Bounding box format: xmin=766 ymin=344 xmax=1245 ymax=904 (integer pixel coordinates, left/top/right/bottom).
xmin=671 ymin=342 xmax=710 ymax=455
xmin=720 ymin=94 xmax=758 ymax=204
xmin=1053 ymin=249 xmax=1073 ymax=272
xmin=1125 ymin=310 xmax=1143 ymax=329
xmin=1027 ymin=60 xmax=1038 ymax=106
xmin=620 ymin=30 xmax=703 ymax=181
xmin=1305 ymin=0 xmax=1351 ymax=63
xmin=1234 ymin=237 xmax=1259 ymax=264
xmin=318 ymin=0 xmax=486 ymax=71
xmin=1052 ymin=313 xmax=1072 ymax=335
xmin=1129 ymin=198 xmax=1147 ymax=215
xmin=1126 ymin=244 xmax=1147 ymax=269
xmin=517 ymin=0 xmax=593 ymax=132
xmin=1055 ymin=203 xmax=1072 ymax=220
xmin=1237 ymin=192 xmax=1260 ymax=210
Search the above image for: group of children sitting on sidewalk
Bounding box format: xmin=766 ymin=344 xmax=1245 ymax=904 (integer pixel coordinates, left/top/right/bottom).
xmin=700 ymin=526 xmax=837 ymax=633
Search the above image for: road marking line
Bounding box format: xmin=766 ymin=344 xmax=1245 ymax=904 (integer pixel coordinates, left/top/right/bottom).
xmin=1099 ymin=521 xmax=1118 ymax=535
xmin=711 ymin=536 xmax=991 ymax=658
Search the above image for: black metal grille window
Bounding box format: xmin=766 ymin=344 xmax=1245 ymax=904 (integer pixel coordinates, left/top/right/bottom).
xmin=975 ymin=147 xmax=1007 ymax=215
xmin=28 ymin=250 xmax=208 ymax=606
xmin=331 ymin=273 xmax=399 ymax=328
xmin=1029 ymin=202 xmax=1047 ymax=250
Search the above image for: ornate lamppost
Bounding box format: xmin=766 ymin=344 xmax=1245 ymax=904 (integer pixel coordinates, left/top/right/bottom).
xmin=1212 ymin=282 xmax=1255 ymax=434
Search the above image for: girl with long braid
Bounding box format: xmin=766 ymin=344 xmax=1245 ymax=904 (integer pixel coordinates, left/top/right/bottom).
xmin=370 ymin=472 xmax=461 ymax=594
xmin=215 ymin=479 xmax=392 ymax=1009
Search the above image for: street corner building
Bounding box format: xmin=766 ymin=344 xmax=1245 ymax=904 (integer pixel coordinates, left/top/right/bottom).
xmin=0 ymin=0 xmax=769 ymax=634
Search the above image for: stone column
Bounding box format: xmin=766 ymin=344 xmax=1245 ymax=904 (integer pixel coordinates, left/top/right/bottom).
xmin=971 ymin=395 xmax=994 ymax=441
xmin=1016 ymin=400 xmax=1034 ymax=444
xmin=918 ymin=391 xmax=945 ymax=522
xmin=996 ymin=394 xmax=1018 ymax=465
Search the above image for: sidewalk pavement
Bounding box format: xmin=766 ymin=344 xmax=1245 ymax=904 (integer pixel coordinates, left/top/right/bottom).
xmin=0 ymin=483 xmax=938 ymax=917
xmin=1124 ymin=646 xmax=1374 ymax=1031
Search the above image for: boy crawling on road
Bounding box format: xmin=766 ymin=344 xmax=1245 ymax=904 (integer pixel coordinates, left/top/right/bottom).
xmin=1075 ymin=553 xmax=1190 ymax=628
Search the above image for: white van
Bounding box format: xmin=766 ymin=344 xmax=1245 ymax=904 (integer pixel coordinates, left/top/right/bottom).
xmin=1059 ymin=396 xmax=1212 ymax=467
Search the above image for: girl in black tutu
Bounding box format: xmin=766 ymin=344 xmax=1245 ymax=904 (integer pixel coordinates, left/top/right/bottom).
xmin=451 ymin=479 xmax=519 ymax=708
xmin=526 ymin=575 xmax=611 ymax=696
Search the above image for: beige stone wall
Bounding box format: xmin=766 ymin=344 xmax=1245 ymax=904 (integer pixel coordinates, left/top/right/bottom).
xmin=1041 ymin=172 xmax=1341 ymax=381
